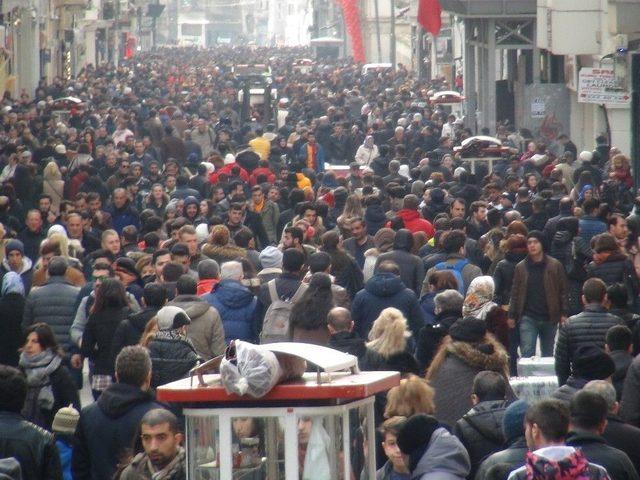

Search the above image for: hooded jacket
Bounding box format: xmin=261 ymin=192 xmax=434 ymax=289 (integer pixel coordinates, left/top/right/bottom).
xmin=376 ymin=230 xmax=425 ymax=295
xmin=427 ymin=337 xmax=511 ymax=427
xmin=0 ymin=257 xmax=33 ymax=295
xmin=411 ymin=427 xmax=470 ymax=480
xmin=72 ymin=383 xmax=164 ymax=480
xmin=453 ymin=400 xmax=508 ymax=478
xmin=508 ymin=446 xmax=609 ymax=480
xmin=169 ymin=294 xmax=226 ymax=360
xmin=365 ymin=203 xmax=387 ymax=237
xmin=390 ymin=209 xmax=435 ymax=238
xmin=203 ymin=279 xmax=258 ymax=344
xmin=351 ymin=272 xmax=425 ymax=339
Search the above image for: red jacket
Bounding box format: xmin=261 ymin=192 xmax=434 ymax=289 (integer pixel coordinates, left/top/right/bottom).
xmin=209 ymin=163 xmax=249 ymax=184
xmin=197 ymin=278 xmax=220 ymax=296
xmin=388 ymin=209 xmax=435 ymax=238
xmin=249 ymin=167 xmax=276 ymax=186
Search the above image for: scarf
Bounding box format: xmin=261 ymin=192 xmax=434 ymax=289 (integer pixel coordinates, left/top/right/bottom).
xmin=253 ymin=197 xmax=265 ymax=213
xmin=462 ymin=276 xmax=498 ymax=320
xmin=145 ymin=447 xmax=186 ymax=480
xmin=19 ymin=349 xmax=61 ymax=413
xmin=307 ymin=143 xmax=317 ymax=170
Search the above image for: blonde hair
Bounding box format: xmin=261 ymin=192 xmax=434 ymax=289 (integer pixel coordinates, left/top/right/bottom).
xmin=139 ymin=317 xmax=158 ymax=347
xmin=384 ymin=374 xmax=435 ymax=418
xmin=611 ymin=154 xmax=629 ymax=170
xmin=367 ymin=307 xmax=409 ymax=358
xmin=43 ymin=161 xmax=62 ymax=181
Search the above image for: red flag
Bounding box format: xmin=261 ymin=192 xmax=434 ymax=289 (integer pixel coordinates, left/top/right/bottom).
xmin=417 ymin=0 xmax=442 ymax=36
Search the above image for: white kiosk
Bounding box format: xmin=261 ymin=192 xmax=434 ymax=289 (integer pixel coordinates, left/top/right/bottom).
xmin=157 ymin=343 xmax=400 ymax=480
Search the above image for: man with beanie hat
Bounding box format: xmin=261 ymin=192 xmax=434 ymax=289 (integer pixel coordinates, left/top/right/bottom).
xmin=0 ymin=239 xmax=33 ymax=294
xmin=509 ymin=230 xmax=568 ymax=358
xmin=397 ymin=413 xmax=470 ymax=479
xmin=257 ymin=246 xmax=283 ymax=284
xmin=475 ymin=400 xmax=530 ymax=479
xmin=555 ymin=278 xmax=623 ymax=386
xmin=552 ymin=345 xmax=616 ymax=403
xmin=147 ymin=305 xmax=199 ymax=388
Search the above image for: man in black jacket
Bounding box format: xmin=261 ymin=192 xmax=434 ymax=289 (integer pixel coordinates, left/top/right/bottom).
xmin=0 ymin=365 xmax=62 ymax=480
xmin=327 ymin=307 xmax=382 ymax=370
xmin=584 ymin=380 xmax=640 ymax=475
xmin=72 ymin=346 xmax=166 ymax=480
xmin=475 ymin=399 xmax=529 ymax=480
xmin=566 ymin=389 xmax=639 ymax=480
xmin=454 ymin=371 xmax=508 ymax=479
xmin=555 ymin=278 xmax=623 ymax=386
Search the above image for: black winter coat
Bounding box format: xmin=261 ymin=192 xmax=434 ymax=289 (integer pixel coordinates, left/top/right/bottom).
xmin=415 ymin=310 xmax=460 ymax=372
xmin=566 ymin=431 xmax=639 ymax=480
xmin=0 ymin=412 xmax=62 ymax=480
xmin=362 ymin=350 xmax=420 ymax=376
xmin=81 ymin=307 xmax=131 ymax=376
xmin=148 ymin=334 xmax=199 ymax=388
xmin=554 ymin=304 xmax=623 ymax=385
xmin=492 ymin=251 xmax=527 ymax=306
xmin=603 ymin=415 xmax=640 ymax=475
xmin=0 ymin=292 xmax=24 ymax=366
xmin=110 ymin=308 xmax=159 ymax=360
xmin=376 ymin=230 xmax=425 ymax=295
xmin=475 ymin=437 xmax=528 ymax=480
xmin=351 ymin=273 xmax=426 ymax=339
xmin=453 ymin=400 xmax=508 ymax=479
xmin=587 ymin=252 xmax=639 ymax=298
xmin=328 ymin=332 xmax=389 ymax=372
xmin=72 ymin=383 xmax=164 ymax=480
xmin=621 ymin=356 xmax=640 ymax=427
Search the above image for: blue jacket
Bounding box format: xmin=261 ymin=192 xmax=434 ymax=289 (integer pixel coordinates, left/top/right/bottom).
xmin=57 ymin=439 xmax=73 ymax=480
xmin=203 ymin=279 xmax=258 ymax=343
xmin=297 ymin=141 xmax=326 ymax=172
xmin=105 ymin=202 xmax=140 ymax=234
xmin=578 ymin=215 xmax=607 ymax=243
xmin=351 ymin=273 xmax=426 ymax=339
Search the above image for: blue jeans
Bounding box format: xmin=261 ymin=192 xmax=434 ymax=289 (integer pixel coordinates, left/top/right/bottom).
xmin=519 ymin=315 xmax=557 ymax=358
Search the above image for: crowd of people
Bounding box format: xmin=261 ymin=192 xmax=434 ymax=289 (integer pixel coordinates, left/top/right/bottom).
xmin=0 ymin=44 xmax=639 ymax=479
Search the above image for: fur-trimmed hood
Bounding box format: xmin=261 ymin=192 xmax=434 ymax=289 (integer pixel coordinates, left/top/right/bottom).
xmin=201 ymin=243 xmax=247 ymax=261
xmin=427 ymin=335 xmax=509 ymax=379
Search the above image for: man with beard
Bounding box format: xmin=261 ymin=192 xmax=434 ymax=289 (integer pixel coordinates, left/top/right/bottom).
xmin=118 ymin=409 xmax=185 ymax=479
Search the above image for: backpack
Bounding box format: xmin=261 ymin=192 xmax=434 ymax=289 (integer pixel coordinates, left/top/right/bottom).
xmin=434 ymin=259 xmax=469 ymax=294
xmin=259 ymin=280 xmax=307 ymax=344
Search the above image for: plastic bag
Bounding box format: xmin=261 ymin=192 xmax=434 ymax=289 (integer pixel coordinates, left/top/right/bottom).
xmin=220 ymin=340 xmax=282 ymax=398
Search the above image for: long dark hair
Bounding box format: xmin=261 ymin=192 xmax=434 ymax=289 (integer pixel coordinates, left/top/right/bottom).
xmin=289 ymin=273 xmax=334 ymax=334
xmin=92 ymin=278 xmax=128 ymax=313
xmin=24 ymin=322 xmax=65 ymax=357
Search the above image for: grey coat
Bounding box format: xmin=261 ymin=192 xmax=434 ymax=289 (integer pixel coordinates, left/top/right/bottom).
xmin=22 ymin=276 xmax=80 ymax=352
xmin=168 ymin=294 xmax=226 ymax=360
xmin=411 ymin=427 xmax=470 ymax=480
